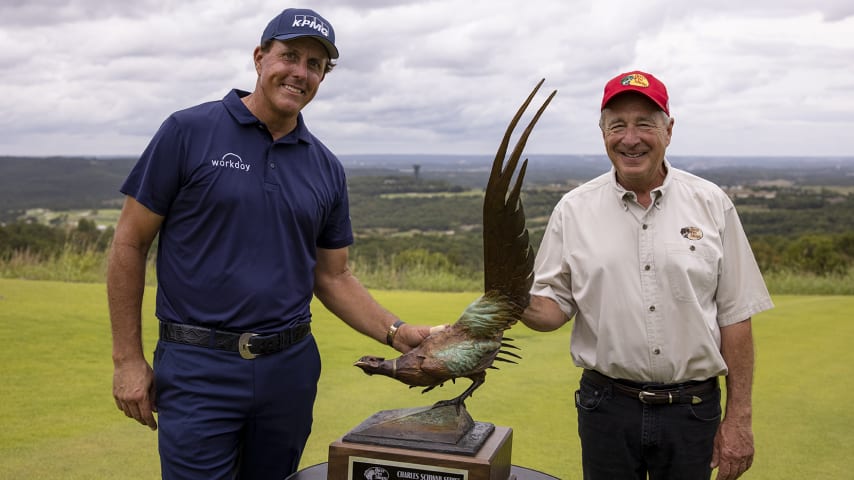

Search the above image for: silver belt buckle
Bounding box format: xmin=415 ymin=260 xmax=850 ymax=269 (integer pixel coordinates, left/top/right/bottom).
xmin=238 ymin=332 xmax=259 ymax=360
xmin=638 ymin=390 xmax=672 ymax=404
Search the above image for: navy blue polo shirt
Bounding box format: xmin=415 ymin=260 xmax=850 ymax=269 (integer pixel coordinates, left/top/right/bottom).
xmin=122 ymin=89 xmax=353 ymax=332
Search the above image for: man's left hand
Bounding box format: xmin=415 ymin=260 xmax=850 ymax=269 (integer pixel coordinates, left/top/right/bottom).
xmin=711 ymin=416 xmax=754 ymax=480
xmin=394 ymin=324 xmax=447 ymax=353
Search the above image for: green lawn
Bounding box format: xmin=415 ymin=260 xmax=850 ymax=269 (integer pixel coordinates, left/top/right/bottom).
xmin=0 ymin=278 xmax=851 ymax=478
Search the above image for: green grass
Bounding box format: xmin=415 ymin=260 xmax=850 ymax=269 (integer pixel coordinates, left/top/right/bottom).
xmin=0 ymin=248 xmax=156 ymax=286
xmin=1 ymin=279 xmax=852 ymax=478
xmin=3 ymin=246 xmax=854 ymax=295
xmin=763 ymin=269 xmax=854 ymax=295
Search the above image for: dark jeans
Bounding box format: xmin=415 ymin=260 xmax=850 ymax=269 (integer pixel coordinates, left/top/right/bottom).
xmin=575 ymin=373 xmax=721 ymax=480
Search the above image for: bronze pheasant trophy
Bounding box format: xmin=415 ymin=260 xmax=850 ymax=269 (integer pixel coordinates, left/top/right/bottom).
xmin=355 ymin=80 xmax=556 ymax=411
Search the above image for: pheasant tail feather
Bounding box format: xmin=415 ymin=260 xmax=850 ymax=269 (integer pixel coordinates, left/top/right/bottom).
xmin=483 ymin=80 xmax=557 ymax=312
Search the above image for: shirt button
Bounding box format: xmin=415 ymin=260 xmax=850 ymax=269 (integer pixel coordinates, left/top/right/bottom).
xmin=644 ymin=265 xmax=651 ymax=271
xmin=642 ymin=224 xmax=648 ymax=230
xmin=270 ymin=163 xmax=276 ymax=169
xmin=649 ymin=305 xmax=656 ymax=312
xmin=689 ymin=245 xmax=696 ymax=251
xmin=653 ymin=347 xmax=661 ymax=355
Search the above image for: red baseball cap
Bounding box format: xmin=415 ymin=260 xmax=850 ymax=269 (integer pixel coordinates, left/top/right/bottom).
xmin=601 ymin=71 xmax=669 ymax=115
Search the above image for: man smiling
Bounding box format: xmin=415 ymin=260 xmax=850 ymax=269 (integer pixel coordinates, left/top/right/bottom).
xmin=108 ymin=8 xmax=433 ymax=479
xmin=522 ymin=71 xmax=773 ymax=480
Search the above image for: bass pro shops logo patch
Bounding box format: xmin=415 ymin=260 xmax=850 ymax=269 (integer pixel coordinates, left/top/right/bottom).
xmin=363 ymin=466 xmax=389 ymax=480
xmin=621 ymin=73 xmax=650 ymax=88
xmin=680 ymin=226 xmax=704 ymax=240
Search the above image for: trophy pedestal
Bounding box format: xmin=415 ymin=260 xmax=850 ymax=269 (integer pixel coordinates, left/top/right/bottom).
xmin=328 ymin=406 xmax=512 ymax=480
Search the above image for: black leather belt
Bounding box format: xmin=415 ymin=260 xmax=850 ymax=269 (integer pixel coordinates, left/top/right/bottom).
xmin=159 ymin=321 xmax=311 ymax=359
xmin=583 ymin=369 xmax=717 ymax=405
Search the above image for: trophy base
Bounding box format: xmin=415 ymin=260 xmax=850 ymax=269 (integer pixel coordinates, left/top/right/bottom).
xmin=341 ymin=404 xmax=494 ymax=455
xmin=329 ymin=422 xmax=512 ymax=480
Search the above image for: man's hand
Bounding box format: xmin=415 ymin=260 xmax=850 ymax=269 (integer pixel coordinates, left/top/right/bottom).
xmin=711 ymin=416 xmax=754 ymax=480
xmin=112 ymin=358 xmax=157 ymax=431
xmin=394 ymin=324 xmax=447 ymax=353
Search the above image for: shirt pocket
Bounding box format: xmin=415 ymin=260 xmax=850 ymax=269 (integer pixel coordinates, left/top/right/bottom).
xmin=663 ymin=242 xmax=718 ymax=303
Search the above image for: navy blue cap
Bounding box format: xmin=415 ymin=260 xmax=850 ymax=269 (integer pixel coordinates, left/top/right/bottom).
xmin=261 ymin=8 xmax=338 ymax=59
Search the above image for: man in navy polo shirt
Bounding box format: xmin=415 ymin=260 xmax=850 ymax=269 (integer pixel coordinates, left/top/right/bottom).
xmin=108 ymin=8 xmax=434 ymax=479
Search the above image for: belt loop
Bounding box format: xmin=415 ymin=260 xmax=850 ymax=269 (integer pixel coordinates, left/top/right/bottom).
xmin=209 ymin=327 xmax=217 ymax=349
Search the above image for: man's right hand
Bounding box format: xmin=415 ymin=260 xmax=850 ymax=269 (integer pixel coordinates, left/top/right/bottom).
xmin=112 ymin=358 xmax=157 ymax=430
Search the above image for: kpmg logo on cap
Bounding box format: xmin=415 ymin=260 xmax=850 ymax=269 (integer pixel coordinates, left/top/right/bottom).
xmin=621 ymin=73 xmax=650 ymax=88
xmin=293 ymin=14 xmax=330 ymax=38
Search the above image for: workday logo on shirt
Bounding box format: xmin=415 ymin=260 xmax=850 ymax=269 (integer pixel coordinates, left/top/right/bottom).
xmin=211 ymin=153 xmax=250 ymax=173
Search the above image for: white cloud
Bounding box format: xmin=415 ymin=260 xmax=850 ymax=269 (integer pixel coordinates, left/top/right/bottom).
xmin=0 ymin=0 xmax=852 ymax=157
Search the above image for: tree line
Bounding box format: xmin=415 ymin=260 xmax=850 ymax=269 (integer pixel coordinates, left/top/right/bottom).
xmin=2 ymin=178 xmax=852 ymax=282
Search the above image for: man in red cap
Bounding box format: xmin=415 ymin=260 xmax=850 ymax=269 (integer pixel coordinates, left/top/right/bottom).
xmin=522 ymin=71 xmax=773 ymax=480
xmin=108 ymin=8 xmax=435 ymax=479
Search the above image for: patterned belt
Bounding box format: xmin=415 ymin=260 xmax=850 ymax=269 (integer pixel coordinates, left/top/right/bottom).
xmin=159 ymin=321 xmax=311 ymax=360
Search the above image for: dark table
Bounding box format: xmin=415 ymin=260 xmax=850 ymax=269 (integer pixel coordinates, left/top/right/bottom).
xmin=285 ymin=462 xmax=559 ymax=480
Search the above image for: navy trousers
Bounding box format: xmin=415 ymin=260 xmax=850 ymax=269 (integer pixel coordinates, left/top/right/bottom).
xmin=575 ymin=374 xmax=722 ymax=480
xmin=153 ymin=333 xmax=320 ymax=480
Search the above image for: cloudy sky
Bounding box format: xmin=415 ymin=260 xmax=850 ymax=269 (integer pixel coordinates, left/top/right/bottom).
xmin=1 ymin=0 xmax=852 ymax=158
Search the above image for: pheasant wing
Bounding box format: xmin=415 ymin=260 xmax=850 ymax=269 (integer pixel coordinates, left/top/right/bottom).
xmin=482 ymin=79 xmax=556 ymax=313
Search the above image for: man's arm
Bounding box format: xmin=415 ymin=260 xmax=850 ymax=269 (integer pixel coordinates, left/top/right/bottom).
xmin=107 ymin=196 xmax=163 ymax=431
xmin=521 ymin=294 xmax=571 ymax=332
xmin=712 ymin=318 xmax=755 ymax=480
xmin=313 ymin=247 xmax=433 ymax=352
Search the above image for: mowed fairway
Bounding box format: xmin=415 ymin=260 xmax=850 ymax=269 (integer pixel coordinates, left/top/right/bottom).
xmin=0 ymin=278 xmax=851 ymax=479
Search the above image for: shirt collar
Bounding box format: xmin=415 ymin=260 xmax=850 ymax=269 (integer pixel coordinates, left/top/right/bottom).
xmin=222 ymin=89 xmax=314 ymax=144
xmin=610 ymin=158 xmax=672 ymax=210
xmin=658 ymin=158 xmax=673 ymax=196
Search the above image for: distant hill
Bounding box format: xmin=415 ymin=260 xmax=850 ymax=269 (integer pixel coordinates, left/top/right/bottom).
xmin=2 ymin=154 xmax=853 ymax=223
xmin=338 ymin=154 xmax=854 ymax=189
xmin=0 ymin=156 xmax=136 ymax=222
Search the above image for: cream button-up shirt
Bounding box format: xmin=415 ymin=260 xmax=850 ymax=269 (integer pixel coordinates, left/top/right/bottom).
xmin=532 ymin=160 xmax=774 ymax=383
